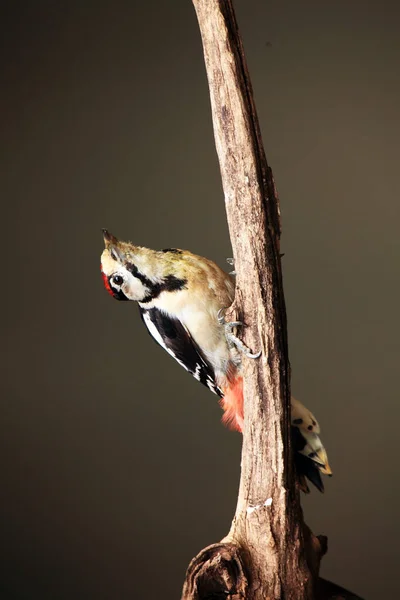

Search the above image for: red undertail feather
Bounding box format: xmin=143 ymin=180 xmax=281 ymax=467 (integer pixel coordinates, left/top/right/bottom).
xmin=220 ymin=377 xmax=244 ymax=432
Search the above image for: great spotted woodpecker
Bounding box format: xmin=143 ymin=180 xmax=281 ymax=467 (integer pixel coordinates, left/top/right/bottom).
xmin=100 ymin=230 xmax=332 ymax=492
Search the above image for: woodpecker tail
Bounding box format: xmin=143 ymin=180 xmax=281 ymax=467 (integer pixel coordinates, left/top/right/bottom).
xmin=291 ymin=396 xmax=332 ymax=493
xmin=220 ymin=383 xmax=332 ymax=493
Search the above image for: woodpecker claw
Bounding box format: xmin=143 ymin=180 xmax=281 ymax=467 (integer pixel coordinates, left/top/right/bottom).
xmin=217 ymin=308 xmax=227 ymax=325
xmin=226 ymin=258 xmax=236 ymax=275
xmin=217 ymin=309 xmax=261 ymax=359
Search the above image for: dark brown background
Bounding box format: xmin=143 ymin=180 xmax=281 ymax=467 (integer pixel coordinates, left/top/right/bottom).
xmin=1 ymin=1 xmax=399 ymax=599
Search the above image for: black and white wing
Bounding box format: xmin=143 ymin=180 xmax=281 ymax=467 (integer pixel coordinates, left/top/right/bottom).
xmin=139 ymin=307 xmax=223 ymax=397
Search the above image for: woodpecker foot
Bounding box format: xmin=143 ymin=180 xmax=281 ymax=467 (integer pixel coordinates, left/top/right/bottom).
xmin=217 ymin=309 xmax=261 ymax=359
xmin=226 ymin=258 xmax=236 ymax=275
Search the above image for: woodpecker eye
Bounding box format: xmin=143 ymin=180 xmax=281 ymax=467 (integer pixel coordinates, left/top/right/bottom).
xmin=111 ymin=274 xmax=124 ymax=287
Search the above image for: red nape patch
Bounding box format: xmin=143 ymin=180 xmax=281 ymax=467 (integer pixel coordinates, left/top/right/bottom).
xmin=220 ymin=377 xmax=244 ymax=433
xmin=101 ymin=266 xmax=114 ymax=298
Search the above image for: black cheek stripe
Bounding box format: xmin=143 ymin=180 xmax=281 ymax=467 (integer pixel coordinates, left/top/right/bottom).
xmin=126 ymin=262 xmax=187 ymax=303
xmin=114 ymin=291 xmax=130 ymax=301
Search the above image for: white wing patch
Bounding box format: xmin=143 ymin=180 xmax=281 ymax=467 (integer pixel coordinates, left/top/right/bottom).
xmin=142 ymin=311 xmax=189 ymax=372
xmin=139 ymin=307 xmax=223 ymax=397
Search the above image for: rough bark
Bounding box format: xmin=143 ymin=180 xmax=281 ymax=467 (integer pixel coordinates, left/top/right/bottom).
xmin=183 ymin=1 xmax=363 ymax=599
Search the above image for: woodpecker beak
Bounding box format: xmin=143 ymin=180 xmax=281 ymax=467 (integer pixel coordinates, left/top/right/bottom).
xmin=102 ymin=229 xmax=119 ymax=248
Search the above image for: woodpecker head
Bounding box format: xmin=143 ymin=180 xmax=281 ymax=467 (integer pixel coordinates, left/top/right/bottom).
xmin=100 ymin=230 xmax=188 ymax=304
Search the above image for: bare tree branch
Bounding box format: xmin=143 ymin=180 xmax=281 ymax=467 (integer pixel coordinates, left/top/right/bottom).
xmin=183 ymin=1 xmax=364 ymax=599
